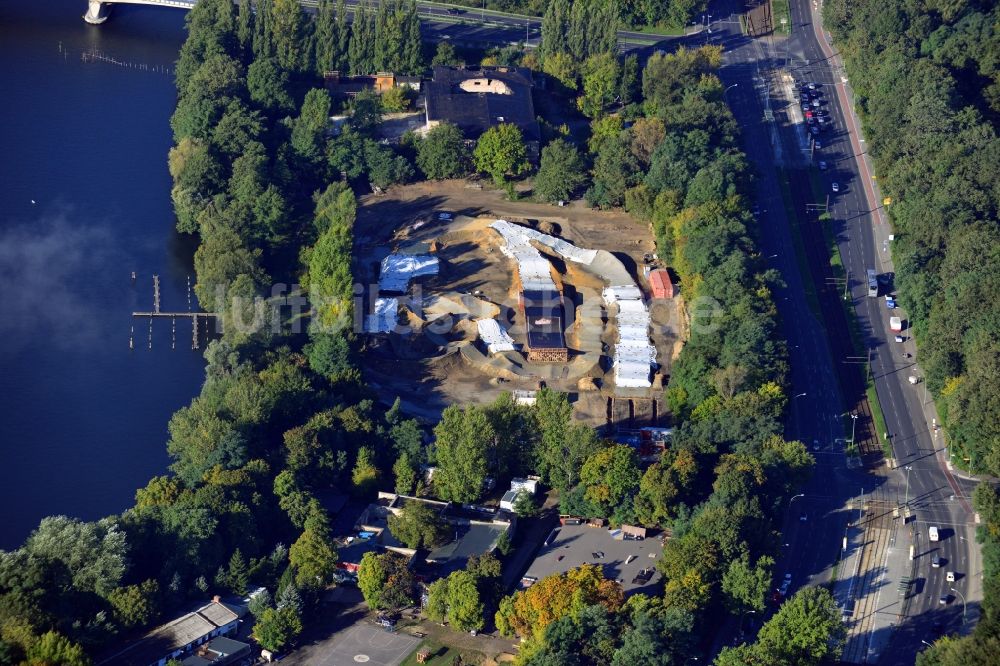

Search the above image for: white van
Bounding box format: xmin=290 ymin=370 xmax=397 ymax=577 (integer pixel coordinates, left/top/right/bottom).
xmin=929 ymin=526 xmax=940 ymax=542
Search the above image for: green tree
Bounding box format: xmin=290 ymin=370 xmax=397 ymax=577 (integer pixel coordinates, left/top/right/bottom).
xmin=351 ymin=446 xmax=380 ymax=497
xmin=539 ymin=0 xmax=570 ymax=62
xmin=533 ymin=139 xmax=587 ymax=202
xmin=723 ymin=586 xmax=844 ymax=665
xmin=417 ymin=122 xmax=472 ymax=180
xmin=473 ymin=123 xmax=530 ymax=185
xmin=578 ymin=53 xmax=619 ymax=118
xmin=433 ymin=405 xmax=494 ymax=503
xmin=304 ymin=332 xmax=354 ymax=380
xmin=721 ymin=554 xmax=774 ymax=612
xmin=393 ymin=451 xmax=419 ymax=495
xmin=348 ymin=0 xmax=376 ymax=74
xmin=445 ymin=570 xmax=485 ymax=632
xmin=247 ymin=57 xmax=294 ymax=115
xmin=24 ymin=632 xmax=89 ymax=666
xmin=586 ymin=134 xmax=639 ymax=209
xmin=533 ymin=390 xmax=603 ymax=492
xmin=106 ymin=579 xmax=161 ymax=628
xmin=292 ymin=88 xmax=333 ymax=165
xmin=432 ymin=41 xmax=460 ymax=66
xmin=426 ymin=576 xmax=450 ymax=623
xmin=387 ymin=500 xmax=450 ymax=550
xmin=542 ymin=51 xmax=578 ymax=91
xmin=289 ymin=507 xmax=339 ymax=589
xmin=357 ymin=552 xmax=415 ymax=611
xmin=22 ymin=516 xmax=127 ymax=597
xmin=578 ymin=445 xmax=641 ymax=515
xmin=251 ymin=606 xmax=302 ymax=653
xmin=271 ymin=0 xmax=307 ymax=72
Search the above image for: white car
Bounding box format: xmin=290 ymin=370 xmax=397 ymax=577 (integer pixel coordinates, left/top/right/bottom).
xmin=832 ymin=182 xmax=840 ymax=192
xmin=818 ymin=160 xmax=828 ymax=170
xmin=894 ymin=335 xmax=904 ymax=343
xmin=946 ymin=571 xmax=956 ymax=582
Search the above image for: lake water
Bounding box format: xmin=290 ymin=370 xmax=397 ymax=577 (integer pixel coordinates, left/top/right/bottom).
xmin=0 ymin=0 xmax=205 ymax=548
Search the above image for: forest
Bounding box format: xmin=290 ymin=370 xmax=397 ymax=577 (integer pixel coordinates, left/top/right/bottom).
xmin=0 ymin=1 xmax=836 ymax=664
xmin=823 ymin=0 xmax=1000 ymax=661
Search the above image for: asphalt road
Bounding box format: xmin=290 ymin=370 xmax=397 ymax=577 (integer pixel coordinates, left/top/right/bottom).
xmin=705 ymin=0 xmax=982 ymax=659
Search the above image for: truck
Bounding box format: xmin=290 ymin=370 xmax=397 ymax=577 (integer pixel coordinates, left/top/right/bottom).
xmin=929 ymin=526 xmax=940 ymax=542
xmin=890 ymin=316 xmax=902 ymax=332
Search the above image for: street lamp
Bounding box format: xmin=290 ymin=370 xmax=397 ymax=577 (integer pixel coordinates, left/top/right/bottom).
xmin=920 ymin=640 xmax=933 ymax=648
xmin=850 ymin=413 xmax=859 ymax=445
xmin=724 ymin=83 xmax=738 ymax=101
xmin=739 ymin=609 xmax=756 ymax=636
xmin=904 ymin=465 xmax=913 ymax=506
xmin=951 ymin=588 xmax=967 ymax=624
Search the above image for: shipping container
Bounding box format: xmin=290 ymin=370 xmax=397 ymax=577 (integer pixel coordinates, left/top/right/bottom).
xmin=649 ymin=269 xmax=673 ymax=299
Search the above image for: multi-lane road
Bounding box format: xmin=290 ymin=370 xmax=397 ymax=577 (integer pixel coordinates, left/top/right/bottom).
xmin=707 ymin=0 xmax=983 ymax=659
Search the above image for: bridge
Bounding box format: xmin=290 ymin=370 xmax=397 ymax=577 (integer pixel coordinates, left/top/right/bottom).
xmin=82 ymin=0 xmax=672 ymax=53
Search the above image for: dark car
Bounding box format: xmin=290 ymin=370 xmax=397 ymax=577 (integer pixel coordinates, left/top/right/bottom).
xmin=446 ymin=7 xmax=463 ymax=14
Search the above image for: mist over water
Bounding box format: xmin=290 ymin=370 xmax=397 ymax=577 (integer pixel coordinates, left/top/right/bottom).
xmin=0 ymin=0 xmax=205 ymax=548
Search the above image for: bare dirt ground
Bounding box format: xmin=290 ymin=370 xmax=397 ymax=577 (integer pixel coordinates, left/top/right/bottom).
xmin=354 ymin=180 xmax=679 ymax=425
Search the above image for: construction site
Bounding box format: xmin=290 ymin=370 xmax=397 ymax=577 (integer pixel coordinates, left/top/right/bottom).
xmin=353 ymin=181 xmax=685 ymax=431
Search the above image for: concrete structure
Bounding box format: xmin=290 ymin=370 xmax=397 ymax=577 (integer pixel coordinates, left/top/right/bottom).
xmin=424 ymin=66 xmax=540 ymax=159
xmin=521 ymin=289 xmax=568 ymax=363
xmin=99 ymin=598 xmax=240 ymax=666
xmin=521 ymin=523 xmax=662 ymax=596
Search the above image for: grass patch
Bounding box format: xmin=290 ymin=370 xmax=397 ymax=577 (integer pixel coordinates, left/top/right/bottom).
xmin=866 ymin=382 xmax=893 ymax=458
xmin=776 ymin=170 xmax=825 ymax=320
xmin=771 ymin=0 xmax=791 ymax=34
xmin=400 ymin=640 xmax=486 ymax=666
xmin=628 ymin=23 xmax=688 ymax=37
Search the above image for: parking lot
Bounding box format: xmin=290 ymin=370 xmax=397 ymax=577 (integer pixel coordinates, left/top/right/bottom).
xmin=282 ymin=589 xmax=421 ymax=666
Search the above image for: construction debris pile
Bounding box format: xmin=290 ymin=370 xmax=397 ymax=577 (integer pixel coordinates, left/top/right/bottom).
xmin=378 ymin=254 xmax=439 ymax=293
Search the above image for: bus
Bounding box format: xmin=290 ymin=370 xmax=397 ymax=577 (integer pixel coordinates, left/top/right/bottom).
xmin=867 ymin=269 xmax=879 ymax=297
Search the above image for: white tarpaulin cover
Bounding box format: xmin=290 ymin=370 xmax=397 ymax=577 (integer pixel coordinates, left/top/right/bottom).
xmin=490 ymin=220 xmax=558 ymax=291
xmin=607 ymin=288 xmax=656 ymax=388
xmin=364 ymin=297 xmax=398 ymax=333
xmin=491 ymin=220 xmax=598 ymax=265
xmin=477 ymin=318 xmax=516 ymax=354
xmin=379 ymin=254 xmax=439 ymax=293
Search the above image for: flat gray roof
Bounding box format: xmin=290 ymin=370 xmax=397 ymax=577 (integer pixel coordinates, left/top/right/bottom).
xmin=427 ymin=522 xmax=507 ymax=576
xmin=522 ymin=524 xmax=662 ymax=596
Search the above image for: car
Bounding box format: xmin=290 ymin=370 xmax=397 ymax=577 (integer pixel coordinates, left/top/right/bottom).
xmin=808 ymin=117 xmax=817 ymax=125
xmin=832 ymin=182 xmax=840 ymax=192
xmin=437 ymin=211 xmax=454 ymax=221
xmin=946 ymin=571 xmax=956 ymax=582
xmin=812 ymin=99 xmax=821 ymax=108
xmin=752 ymin=205 xmax=761 ymax=217
xmin=810 ymin=126 xmax=821 ymax=135
xmin=783 ymin=573 xmax=792 ymax=581
xmin=894 ymin=335 xmax=905 ymax=343
xmin=887 ymin=300 xmax=897 ymax=309
xmin=814 ymin=139 xmax=823 ymax=149
xmin=812 ymin=438 xmax=821 ymax=450
xmin=809 ymin=90 xmax=822 ymax=98
xmin=818 ymin=160 xmax=828 ymax=170
xmin=802 ymin=104 xmax=812 ymax=113
xmin=805 ymin=110 xmax=813 ymax=118
xmin=808 ymin=82 xmax=819 ymax=90
xmin=800 ymin=93 xmax=810 ymax=101
xmin=446 ymin=7 xmax=463 ymax=14
xmin=939 ymin=595 xmax=950 ymax=605
xmin=932 ymin=556 xmax=942 ymax=568
xmin=799 ymin=513 xmax=808 ymax=522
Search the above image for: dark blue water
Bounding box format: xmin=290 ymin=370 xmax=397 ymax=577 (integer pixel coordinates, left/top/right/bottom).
xmin=0 ymin=0 xmax=203 ymax=548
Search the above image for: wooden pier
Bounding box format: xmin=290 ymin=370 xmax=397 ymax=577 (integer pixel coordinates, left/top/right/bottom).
xmin=131 ymin=274 xmax=217 ymax=349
